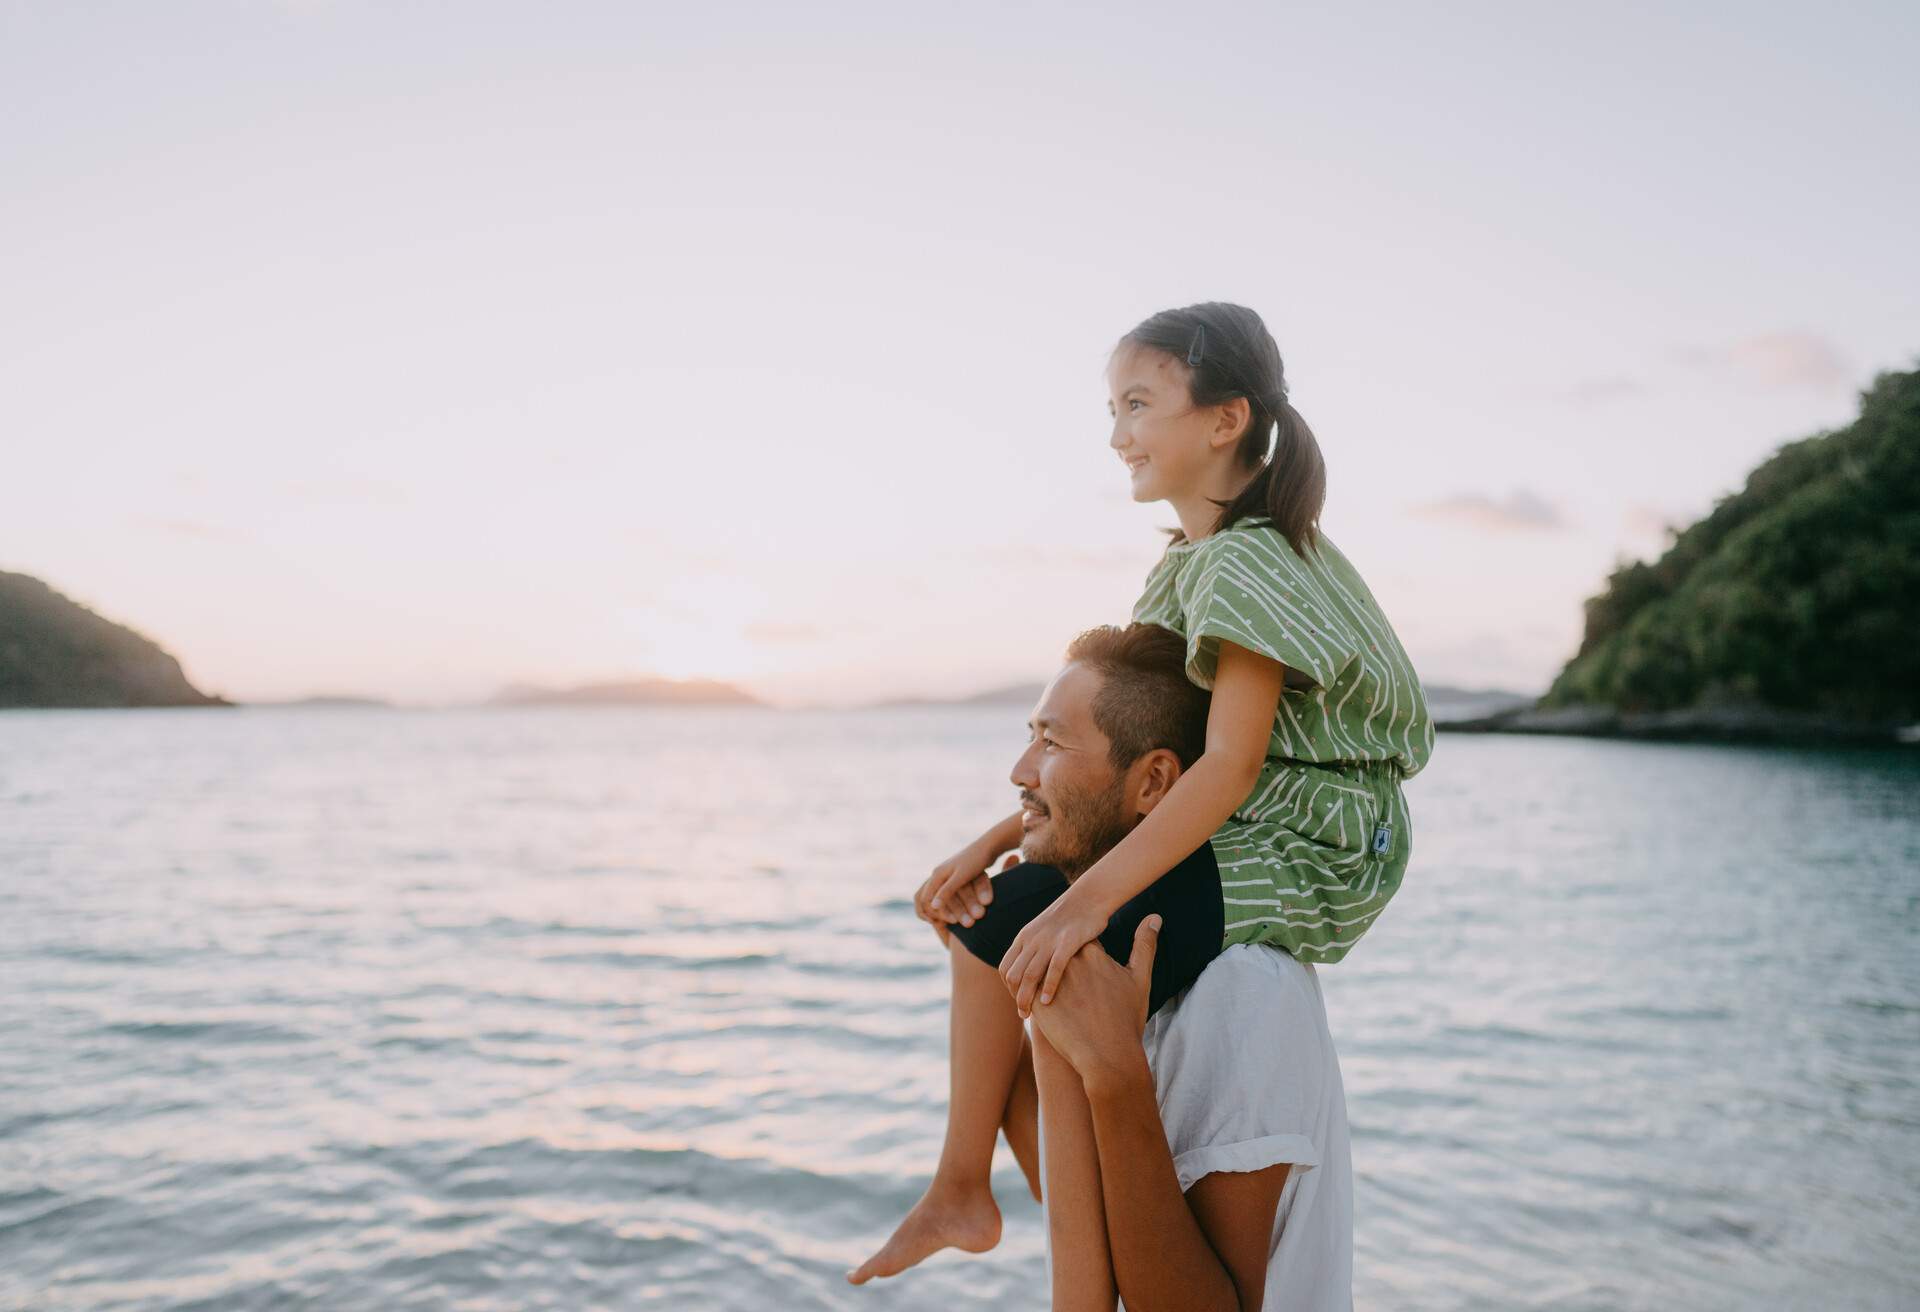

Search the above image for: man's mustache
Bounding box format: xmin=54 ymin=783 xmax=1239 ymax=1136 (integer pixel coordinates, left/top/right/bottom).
xmin=1019 ymin=791 xmax=1049 ymax=816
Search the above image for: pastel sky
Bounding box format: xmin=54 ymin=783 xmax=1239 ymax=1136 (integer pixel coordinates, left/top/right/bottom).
xmin=4 ymin=1 xmax=1916 ymax=706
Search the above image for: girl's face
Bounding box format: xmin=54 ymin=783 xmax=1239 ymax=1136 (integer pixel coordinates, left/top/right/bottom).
xmin=1104 ymin=344 xmax=1229 ymax=504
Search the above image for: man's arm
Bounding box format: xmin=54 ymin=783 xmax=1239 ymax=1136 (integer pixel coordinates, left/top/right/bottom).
xmin=1082 ymin=1051 xmax=1288 ymax=1312
xmin=1031 ymin=923 xmax=1290 ymax=1312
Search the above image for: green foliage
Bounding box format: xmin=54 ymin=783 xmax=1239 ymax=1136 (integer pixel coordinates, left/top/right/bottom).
xmin=0 ymin=572 xmax=224 ymax=708
xmin=1545 ymin=364 xmax=1920 ymax=723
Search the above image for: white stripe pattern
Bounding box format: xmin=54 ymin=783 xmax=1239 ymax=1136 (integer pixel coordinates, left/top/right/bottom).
xmin=1130 ymin=518 xmax=1431 ymax=963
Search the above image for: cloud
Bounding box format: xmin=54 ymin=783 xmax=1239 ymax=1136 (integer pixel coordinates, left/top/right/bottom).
xmin=1676 ymin=332 xmax=1851 ymax=391
xmin=1408 ymin=488 xmax=1566 ymax=533
xmin=1557 ymin=332 xmax=1851 ymax=407
xmin=973 ymin=543 xmax=1147 ymax=571
xmin=743 ymin=621 xmax=825 ymax=645
xmin=1558 ymin=375 xmax=1648 ymax=408
xmin=278 ymin=476 xmax=407 ymax=505
xmin=136 ymin=516 xmax=237 ymax=541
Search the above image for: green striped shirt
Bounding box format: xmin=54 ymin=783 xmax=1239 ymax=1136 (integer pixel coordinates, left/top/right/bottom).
xmin=1130 ymin=515 xmax=1433 ymax=962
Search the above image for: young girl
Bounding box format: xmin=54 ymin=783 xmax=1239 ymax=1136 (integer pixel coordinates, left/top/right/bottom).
xmin=848 ymin=301 xmax=1433 ymax=1287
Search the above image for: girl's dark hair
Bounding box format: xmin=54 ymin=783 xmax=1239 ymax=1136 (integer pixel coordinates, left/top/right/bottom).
xmin=1116 ymin=301 xmax=1327 ymax=555
xmin=1063 ymin=623 xmax=1210 ymax=771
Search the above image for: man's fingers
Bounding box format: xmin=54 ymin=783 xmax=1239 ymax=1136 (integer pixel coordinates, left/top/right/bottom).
xmin=973 ymin=873 xmax=994 ymax=904
xmin=1130 ymin=914 xmax=1162 ymax=977
xmin=1000 ymin=943 xmax=1028 ymax=995
xmin=1130 ymin=914 xmax=1163 ymax=972
xmin=1014 ymin=960 xmax=1041 ymax=1018
xmin=1002 ymin=945 xmax=1039 ymax=1016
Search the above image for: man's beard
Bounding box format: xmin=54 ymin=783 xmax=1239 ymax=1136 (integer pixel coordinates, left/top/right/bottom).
xmin=1022 ymin=773 xmax=1137 ymax=879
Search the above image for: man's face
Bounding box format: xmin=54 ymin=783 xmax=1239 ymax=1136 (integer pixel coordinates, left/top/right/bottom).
xmin=1009 ymin=663 xmax=1137 ymax=878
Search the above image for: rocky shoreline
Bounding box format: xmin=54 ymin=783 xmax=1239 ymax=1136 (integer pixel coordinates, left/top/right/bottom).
xmin=1437 ymin=701 xmax=1919 ymax=747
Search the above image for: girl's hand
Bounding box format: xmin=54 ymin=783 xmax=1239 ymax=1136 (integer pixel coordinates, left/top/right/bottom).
xmin=916 ymin=854 xmax=1019 ymax=945
xmin=917 ymin=844 xmax=1003 ymax=929
xmin=1000 ymin=891 xmax=1110 ymax=1019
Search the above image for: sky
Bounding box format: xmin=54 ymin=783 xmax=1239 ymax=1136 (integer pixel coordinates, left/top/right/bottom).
xmin=3 ymin=1 xmax=1916 ymax=707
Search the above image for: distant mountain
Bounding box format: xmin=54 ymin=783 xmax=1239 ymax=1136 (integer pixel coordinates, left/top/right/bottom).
xmin=490 ymin=678 xmax=765 ymax=707
xmin=1425 ymin=683 xmax=1535 ymax=727
xmin=872 ymin=680 xmax=1537 ymax=719
xmin=868 ymin=681 xmax=1047 ymax=710
xmin=1538 ymin=363 xmax=1918 ymax=738
xmin=0 ymin=571 xmax=227 ymax=709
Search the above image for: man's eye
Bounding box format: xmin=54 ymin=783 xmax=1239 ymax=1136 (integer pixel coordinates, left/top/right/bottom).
xmin=1042 ymin=737 xmax=1059 ymax=749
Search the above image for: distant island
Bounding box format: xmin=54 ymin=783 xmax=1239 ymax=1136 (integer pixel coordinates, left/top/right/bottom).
xmin=867 ymin=681 xmax=1048 ymax=710
xmin=490 ymin=678 xmax=766 ymax=707
xmin=0 ymin=571 xmax=228 ymax=709
xmin=1453 ymin=363 xmax=1919 ymax=745
xmin=1424 ymin=685 xmax=1535 ymax=724
xmin=869 ymin=680 xmax=1535 ymax=719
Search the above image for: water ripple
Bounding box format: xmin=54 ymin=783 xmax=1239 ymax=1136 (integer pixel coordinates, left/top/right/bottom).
xmin=2 ymin=711 xmax=1914 ymax=1310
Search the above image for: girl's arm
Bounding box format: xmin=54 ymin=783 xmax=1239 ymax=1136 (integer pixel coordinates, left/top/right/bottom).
xmin=998 ymin=641 xmax=1283 ymax=1017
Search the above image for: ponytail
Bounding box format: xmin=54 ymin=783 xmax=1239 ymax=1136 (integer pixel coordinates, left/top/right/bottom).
xmin=1211 ymin=397 xmax=1326 ymax=557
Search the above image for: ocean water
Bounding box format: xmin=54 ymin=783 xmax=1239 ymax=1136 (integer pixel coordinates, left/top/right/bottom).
xmin=2 ymin=707 xmax=1916 ymax=1311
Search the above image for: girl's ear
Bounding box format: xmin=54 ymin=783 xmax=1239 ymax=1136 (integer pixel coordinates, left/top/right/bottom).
xmin=1211 ymin=396 xmax=1252 ymax=449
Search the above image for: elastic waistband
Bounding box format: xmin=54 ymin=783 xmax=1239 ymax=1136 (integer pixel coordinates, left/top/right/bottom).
xmin=1289 ymin=757 xmax=1405 ymax=784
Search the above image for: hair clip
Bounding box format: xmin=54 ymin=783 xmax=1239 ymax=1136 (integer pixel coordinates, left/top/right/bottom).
xmin=1186 ymin=324 xmax=1205 ymax=366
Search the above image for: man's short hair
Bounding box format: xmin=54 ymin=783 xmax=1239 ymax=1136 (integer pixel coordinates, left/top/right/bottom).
xmin=1063 ymin=623 xmax=1211 ymax=771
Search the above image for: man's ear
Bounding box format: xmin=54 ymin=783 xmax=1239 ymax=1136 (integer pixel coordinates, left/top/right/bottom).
xmin=1131 ymin=748 xmax=1184 ymax=817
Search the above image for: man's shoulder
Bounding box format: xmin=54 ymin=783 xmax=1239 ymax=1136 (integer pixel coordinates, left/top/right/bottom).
xmin=1196 ymin=941 xmax=1321 ymax=990
xmin=1146 ymin=944 xmax=1333 ymax=1055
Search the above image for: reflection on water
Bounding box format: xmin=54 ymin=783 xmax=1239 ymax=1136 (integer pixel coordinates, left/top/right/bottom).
xmin=2 ymin=708 xmax=1916 ymax=1310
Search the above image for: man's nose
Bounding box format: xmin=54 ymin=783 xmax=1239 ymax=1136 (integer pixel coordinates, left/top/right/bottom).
xmin=1009 ymin=743 xmax=1039 ymax=789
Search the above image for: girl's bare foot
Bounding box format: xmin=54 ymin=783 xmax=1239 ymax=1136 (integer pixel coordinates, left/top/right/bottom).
xmin=845 ymin=1180 xmax=1001 ymax=1284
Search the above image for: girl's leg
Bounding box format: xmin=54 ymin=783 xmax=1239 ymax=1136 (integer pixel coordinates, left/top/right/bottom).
xmin=1001 ymin=1028 xmax=1042 ymax=1202
xmin=847 ymin=934 xmax=1027 ymax=1284
xmin=1032 ymin=1022 xmax=1118 ymax=1312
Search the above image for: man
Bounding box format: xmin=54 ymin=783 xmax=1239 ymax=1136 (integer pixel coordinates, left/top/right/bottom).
xmin=920 ymin=624 xmax=1354 ymax=1309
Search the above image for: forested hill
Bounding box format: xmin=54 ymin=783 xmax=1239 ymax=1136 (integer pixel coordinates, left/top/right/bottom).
xmin=1543 ymin=364 xmax=1919 ymax=727
xmin=0 ymin=572 xmax=227 ymax=708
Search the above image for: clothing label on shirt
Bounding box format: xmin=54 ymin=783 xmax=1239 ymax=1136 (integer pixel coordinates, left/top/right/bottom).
xmin=1371 ymin=823 xmax=1393 ymax=856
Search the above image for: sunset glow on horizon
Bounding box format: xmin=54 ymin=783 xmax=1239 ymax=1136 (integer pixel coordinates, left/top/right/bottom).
xmin=5 ymin=2 xmax=1915 ymax=707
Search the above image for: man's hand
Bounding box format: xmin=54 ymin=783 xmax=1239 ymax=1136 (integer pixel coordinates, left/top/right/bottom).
xmin=1000 ymin=890 xmax=1113 ymax=1019
xmin=1027 ymin=914 xmax=1162 ymax=1079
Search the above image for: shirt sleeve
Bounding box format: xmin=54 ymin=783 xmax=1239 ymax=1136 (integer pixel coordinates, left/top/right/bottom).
xmin=1177 ymin=529 xmax=1355 ymax=692
xmin=1142 ymin=946 xmax=1332 ymax=1192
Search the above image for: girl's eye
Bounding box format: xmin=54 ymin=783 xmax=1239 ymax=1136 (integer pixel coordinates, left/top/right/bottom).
xmin=1128 ymin=399 xmax=1144 ymax=411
